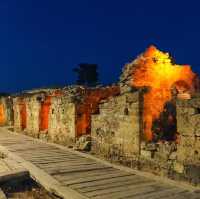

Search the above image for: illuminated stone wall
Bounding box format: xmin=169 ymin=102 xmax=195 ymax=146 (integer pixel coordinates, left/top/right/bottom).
xmin=75 ymin=86 xmax=120 ymax=138
xmin=91 ymin=91 xmax=141 ymax=158
xmin=0 ymin=96 xmax=13 ymax=126
xmin=12 ymin=87 xmax=120 ymax=145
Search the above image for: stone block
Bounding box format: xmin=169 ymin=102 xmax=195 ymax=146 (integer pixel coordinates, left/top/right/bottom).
xmin=140 ymin=149 xmax=152 ymax=159
xmin=169 ymin=152 xmax=177 ymax=160
xmin=173 ymin=162 xmax=184 ymax=174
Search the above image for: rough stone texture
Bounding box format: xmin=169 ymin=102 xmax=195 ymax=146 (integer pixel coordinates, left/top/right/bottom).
xmin=48 ymin=96 xmax=76 ymax=145
xmin=91 ymin=91 xmax=141 ymax=159
xmin=25 ymin=95 xmax=40 ymax=136
xmin=75 ymin=86 xmax=120 ymax=137
xmin=119 ymin=55 xmax=142 ymax=94
xmin=176 ymin=97 xmax=200 ymax=164
xmin=12 ymin=86 xmax=119 ymax=146
xmin=0 ymin=96 xmax=13 ymax=126
xmin=13 ymin=97 xmax=24 ymax=132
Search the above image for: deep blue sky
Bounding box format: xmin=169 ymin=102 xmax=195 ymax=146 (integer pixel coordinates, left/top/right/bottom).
xmin=0 ymin=0 xmax=200 ymax=93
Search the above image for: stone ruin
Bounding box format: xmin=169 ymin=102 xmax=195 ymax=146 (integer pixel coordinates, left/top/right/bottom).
xmin=0 ymin=47 xmax=199 ymax=186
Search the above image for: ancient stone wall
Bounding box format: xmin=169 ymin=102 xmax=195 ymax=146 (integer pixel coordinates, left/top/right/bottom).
xmin=48 ymin=96 xmax=76 ymax=145
xmin=176 ymin=97 xmax=200 ymax=164
xmin=25 ymin=95 xmax=41 ymax=136
xmin=13 ymin=97 xmax=26 ymax=132
xmin=91 ymin=91 xmax=141 ymax=159
xmin=75 ymin=86 xmax=120 ymax=138
xmin=0 ymin=96 xmax=13 ymax=126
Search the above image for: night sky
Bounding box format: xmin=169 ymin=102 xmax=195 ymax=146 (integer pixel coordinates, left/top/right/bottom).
xmin=1 ymin=0 xmax=200 ymax=93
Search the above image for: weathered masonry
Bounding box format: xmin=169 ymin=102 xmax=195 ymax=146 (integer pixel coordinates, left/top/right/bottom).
xmin=91 ymin=91 xmax=142 ymax=158
xmin=176 ymin=96 xmax=200 ymax=164
xmin=0 ymin=95 xmax=13 ymax=126
xmin=1 ymin=46 xmax=200 ymax=186
xmin=12 ymin=86 xmax=120 ymax=145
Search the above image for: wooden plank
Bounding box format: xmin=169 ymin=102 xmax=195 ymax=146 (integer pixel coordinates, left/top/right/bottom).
xmin=16 ymin=153 xmax=76 ymax=159
xmin=20 ymin=151 xmax=82 ymax=157
xmin=25 ymin=156 xmax=88 ymax=163
xmin=17 ymin=148 xmax=69 ymax=153
xmin=0 ymin=144 xmax=88 ymax=199
xmin=69 ymin=175 xmax=141 ymax=189
xmin=54 ymin=168 xmax=118 ymax=182
xmin=8 ymin=146 xmax=60 ymax=152
xmin=37 ymin=161 xmax=98 ymax=169
xmin=29 ymin=156 xmax=89 ymax=162
xmin=131 ymin=187 xmax=187 ymax=199
xmin=90 ymin=184 xmax=159 ymax=199
xmin=160 ymin=192 xmax=197 ymax=199
xmin=18 ymin=153 xmax=77 ymax=158
xmin=31 ymin=159 xmax=87 ymax=165
xmin=63 ymin=171 xmax=134 ymax=186
xmin=46 ymin=164 xmax=111 ymax=175
xmin=16 ymin=150 xmax=79 ymax=156
xmin=37 ymin=162 xmax=99 ymax=170
xmin=84 ymin=182 xmax=163 ymax=198
xmin=77 ymin=178 xmax=153 ymax=193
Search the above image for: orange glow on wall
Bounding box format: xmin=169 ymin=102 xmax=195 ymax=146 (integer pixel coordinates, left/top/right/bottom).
xmin=0 ymin=104 xmax=6 ymax=125
xmin=75 ymin=86 xmax=120 ymax=137
xmin=39 ymin=96 xmax=51 ymax=131
xmin=132 ymin=46 xmax=195 ymax=141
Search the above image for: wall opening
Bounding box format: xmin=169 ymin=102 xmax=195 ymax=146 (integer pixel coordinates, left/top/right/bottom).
xmin=151 ymin=101 xmax=177 ymax=142
xmin=124 ymin=108 xmax=129 ymax=115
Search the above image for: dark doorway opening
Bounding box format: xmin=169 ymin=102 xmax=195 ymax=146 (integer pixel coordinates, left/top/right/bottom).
xmin=152 ymin=101 xmax=177 ymax=142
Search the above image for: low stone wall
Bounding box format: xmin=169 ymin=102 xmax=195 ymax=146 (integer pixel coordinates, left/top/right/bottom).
xmin=91 ymin=91 xmax=141 ymax=159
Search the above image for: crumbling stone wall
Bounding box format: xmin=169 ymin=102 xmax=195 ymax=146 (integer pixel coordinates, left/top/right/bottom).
xmin=75 ymin=86 xmax=120 ymax=138
xmin=13 ymin=94 xmax=42 ymax=136
xmin=91 ymin=91 xmax=141 ymax=159
xmin=176 ymin=97 xmax=200 ymax=164
xmin=13 ymin=97 xmax=26 ymax=132
xmin=25 ymin=95 xmax=40 ymax=136
xmin=0 ymin=96 xmax=13 ymax=126
xmin=48 ymin=96 xmax=76 ymax=145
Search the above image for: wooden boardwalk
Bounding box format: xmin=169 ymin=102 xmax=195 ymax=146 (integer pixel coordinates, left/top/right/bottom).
xmin=0 ymin=127 xmax=199 ymax=199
